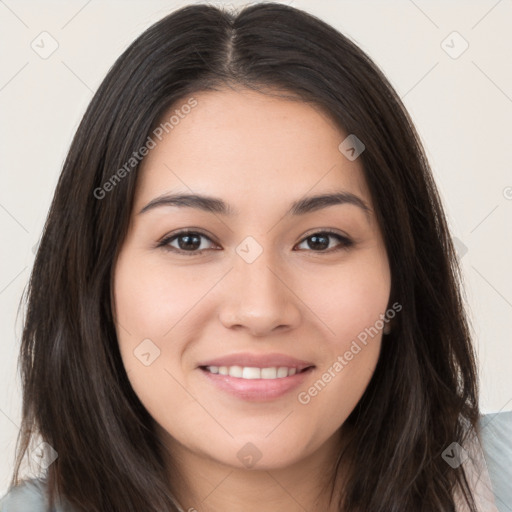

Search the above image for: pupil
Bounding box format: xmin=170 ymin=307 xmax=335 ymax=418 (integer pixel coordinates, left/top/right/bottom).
xmin=309 ymin=234 xmax=328 ymax=250
xmin=176 ymin=233 xmax=331 ymax=252
xmin=179 ymin=234 xmax=200 ymax=250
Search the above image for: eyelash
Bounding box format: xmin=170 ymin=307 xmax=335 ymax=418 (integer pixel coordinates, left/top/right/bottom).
xmin=157 ymin=229 xmax=354 ymax=256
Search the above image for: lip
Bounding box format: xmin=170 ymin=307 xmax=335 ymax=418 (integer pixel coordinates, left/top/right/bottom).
xmin=199 ymin=366 xmax=315 ymax=401
xmin=196 ymin=352 xmax=316 ymax=402
xmin=196 ymin=352 xmax=315 ymax=372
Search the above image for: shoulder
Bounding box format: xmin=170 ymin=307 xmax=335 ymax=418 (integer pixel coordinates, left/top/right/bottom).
xmin=0 ymin=478 xmax=74 ymax=512
xmin=478 ymin=411 xmax=512 ymax=511
xmin=1 ymin=478 xmax=49 ymax=512
xmin=454 ymin=412 xmax=512 ymax=512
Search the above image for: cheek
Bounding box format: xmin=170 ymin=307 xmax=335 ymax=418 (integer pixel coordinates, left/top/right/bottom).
xmin=296 ymin=285 xmax=386 ymax=432
xmin=113 ymin=250 xmax=221 ymax=406
xmin=303 ymin=251 xmax=391 ymax=345
xmin=113 ymin=251 xmax=180 ymax=379
xmin=113 ymin=252 xmax=204 ymax=343
xmin=294 ymin=252 xmax=389 ymax=420
xmin=113 ymin=253 xmax=196 ymax=428
xmin=295 ymin=338 xmax=381 ymax=445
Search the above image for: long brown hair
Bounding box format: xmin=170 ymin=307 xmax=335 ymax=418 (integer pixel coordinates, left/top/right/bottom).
xmin=12 ymin=3 xmax=480 ymax=511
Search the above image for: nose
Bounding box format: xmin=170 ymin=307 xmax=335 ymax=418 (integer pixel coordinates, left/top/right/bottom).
xmin=218 ymin=250 xmax=302 ymax=337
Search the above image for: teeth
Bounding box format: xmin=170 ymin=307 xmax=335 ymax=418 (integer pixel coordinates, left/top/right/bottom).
xmin=242 ymin=367 xmax=260 ymax=379
xmin=261 ymin=367 xmax=277 ymax=379
xmin=206 ymin=365 xmax=300 ymax=379
xmin=229 ymin=366 xmax=243 ymax=378
xmin=277 ymin=367 xmax=289 ymax=378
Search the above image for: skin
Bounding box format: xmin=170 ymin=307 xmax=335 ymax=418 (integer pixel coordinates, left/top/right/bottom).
xmin=113 ymin=86 xmax=392 ymax=512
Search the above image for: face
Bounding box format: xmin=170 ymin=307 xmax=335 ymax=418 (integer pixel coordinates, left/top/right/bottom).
xmin=113 ymin=87 xmax=391 ymax=474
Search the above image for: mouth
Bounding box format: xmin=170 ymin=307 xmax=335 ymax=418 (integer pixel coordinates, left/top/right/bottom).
xmin=200 ymin=364 xmax=314 ymax=380
xmin=198 ymin=363 xmax=316 ymax=401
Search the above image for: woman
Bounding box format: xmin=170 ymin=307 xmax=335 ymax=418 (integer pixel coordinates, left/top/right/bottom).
xmin=1 ymin=2 xmax=498 ymax=511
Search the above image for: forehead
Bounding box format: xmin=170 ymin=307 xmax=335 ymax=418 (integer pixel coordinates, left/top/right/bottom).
xmin=135 ymin=87 xmax=372 ymax=211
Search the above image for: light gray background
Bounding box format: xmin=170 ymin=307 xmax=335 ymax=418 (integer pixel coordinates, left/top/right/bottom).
xmin=1 ymin=0 xmax=511 ymax=494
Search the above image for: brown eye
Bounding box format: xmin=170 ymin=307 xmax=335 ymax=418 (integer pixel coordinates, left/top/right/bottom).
xmin=296 ymin=231 xmax=353 ymax=253
xmin=158 ymin=229 xmax=354 ymax=256
xmin=159 ymin=231 xmax=217 ymax=255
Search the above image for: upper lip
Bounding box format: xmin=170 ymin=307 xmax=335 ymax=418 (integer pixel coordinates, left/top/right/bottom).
xmin=197 ymin=353 xmax=315 ymax=372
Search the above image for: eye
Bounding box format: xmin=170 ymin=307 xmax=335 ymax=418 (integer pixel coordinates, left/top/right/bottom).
xmin=295 ymin=230 xmax=354 ymax=253
xmin=157 ymin=229 xmax=354 ymax=256
xmin=158 ymin=230 xmax=218 ymax=255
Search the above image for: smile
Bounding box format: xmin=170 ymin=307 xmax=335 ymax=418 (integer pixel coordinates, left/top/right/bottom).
xmin=203 ymin=365 xmax=308 ymax=379
xmin=199 ymin=365 xmax=315 ymax=401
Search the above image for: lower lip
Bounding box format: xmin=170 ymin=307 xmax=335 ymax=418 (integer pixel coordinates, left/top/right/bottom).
xmin=199 ymin=367 xmax=315 ymax=401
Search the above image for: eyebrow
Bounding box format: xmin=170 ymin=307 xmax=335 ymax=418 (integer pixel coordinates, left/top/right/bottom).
xmin=138 ymin=191 xmax=372 ymax=220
